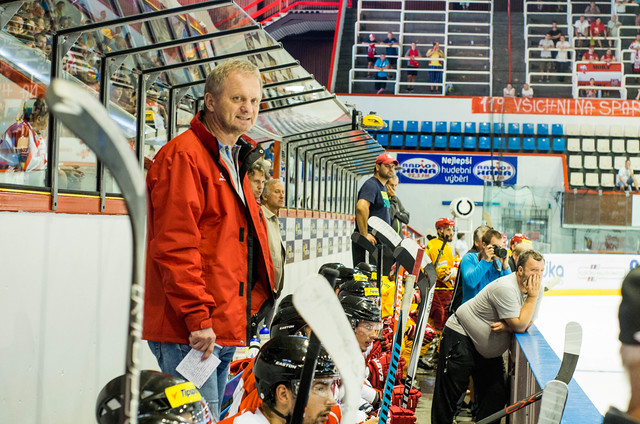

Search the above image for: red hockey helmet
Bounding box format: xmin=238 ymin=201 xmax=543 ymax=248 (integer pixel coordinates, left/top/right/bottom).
xmin=510 ymin=233 xmax=531 ymax=249
xmin=435 ymin=218 xmax=455 ymax=230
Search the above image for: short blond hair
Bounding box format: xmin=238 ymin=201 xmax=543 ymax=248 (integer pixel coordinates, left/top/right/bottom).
xmin=204 ymin=60 xmax=262 ymax=98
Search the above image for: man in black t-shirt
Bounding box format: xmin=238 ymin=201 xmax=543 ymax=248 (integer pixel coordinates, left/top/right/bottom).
xmin=352 ymin=152 xmax=397 ymax=268
xmin=547 ymin=21 xmax=562 ymax=59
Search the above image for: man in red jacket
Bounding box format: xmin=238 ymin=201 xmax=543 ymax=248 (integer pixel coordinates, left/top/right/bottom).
xmin=144 ymin=59 xmax=275 ymax=420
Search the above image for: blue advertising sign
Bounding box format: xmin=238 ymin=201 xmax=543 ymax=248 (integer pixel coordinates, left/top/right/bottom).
xmin=396 ymin=153 xmax=518 ymax=185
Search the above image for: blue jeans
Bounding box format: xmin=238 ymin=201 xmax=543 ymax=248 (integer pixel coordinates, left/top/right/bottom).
xmin=148 ymin=341 xmax=236 ymax=421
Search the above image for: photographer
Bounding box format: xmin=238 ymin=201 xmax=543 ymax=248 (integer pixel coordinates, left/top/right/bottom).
xmin=459 ymin=228 xmax=511 ymax=305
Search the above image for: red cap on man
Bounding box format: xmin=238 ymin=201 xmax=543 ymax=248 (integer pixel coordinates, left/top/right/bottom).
xmin=376 ymin=153 xmax=399 ymax=165
xmin=510 ymin=233 xmax=531 ymax=249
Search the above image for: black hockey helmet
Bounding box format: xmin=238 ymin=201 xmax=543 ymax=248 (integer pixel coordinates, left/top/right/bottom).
xmin=338 ymin=279 xmax=380 ymax=302
xmin=270 ymin=295 xmax=308 ymax=337
xmin=96 ymin=370 xmax=212 ymax=424
xmin=340 ymin=294 xmax=382 ymax=327
xmin=318 ymin=262 xmax=344 ymax=274
xmin=254 ymin=335 xmax=338 ymax=406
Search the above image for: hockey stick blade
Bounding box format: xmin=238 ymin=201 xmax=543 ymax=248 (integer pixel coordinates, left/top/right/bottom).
xmin=543 ymin=276 xmax=562 ymax=292
xmin=351 ymin=232 xmax=376 ymax=255
xmin=368 ymin=216 xmax=403 ymax=248
xmin=476 ymin=322 xmax=583 ymax=424
xmin=46 ymin=79 xmax=146 ymax=424
xmin=293 ymin=275 xmax=364 ymax=424
xmin=537 ymin=380 xmax=568 ymax=424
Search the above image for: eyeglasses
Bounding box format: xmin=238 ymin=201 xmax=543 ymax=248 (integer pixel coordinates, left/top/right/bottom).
xmin=292 ymin=378 xmax=339 ymax=401
xmin=359 ymin=322 xmax=382 ymax=333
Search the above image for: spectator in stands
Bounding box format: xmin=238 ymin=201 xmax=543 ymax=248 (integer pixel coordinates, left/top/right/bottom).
xmin=618 ymin=159 xmax=640 ymax=191
xmin=6 ymin=15 xmax=27 ymax=36
xmin=603 ymin=49 xmax=617 ymax=66
xmin=374 ymin=53 xmax=390 ymax=95
xmin=521 ymin=83 xmax=534 ymax=98
xmin=365 ymin=33 xmax=377 ymax=77
xmin=585 ymin=78 xmax=599 ymax=98
xmin=455 ymin=233 xmax=469 ymax=258
xmin=616 ymin=0 xmax=630 ymax=14
xmin=608 ymin=15 xmax=622 ymax=47
xmin=547 ymin=21 xmax=562 ymax=57
xmin=426 ymin=41 xmax=445 ymax=93
xmin=34 ymin=32 xmax=50 ymax=57
xmin=382 ymin=32 xmax=399 ymax=69
xmin=503 ymin=83 xmax=515 ymax=97
xmin=574 ymin=15 xmax=590 ymax=48
xmin=631 ymin=35 xmax=640 ymax=76
xmin=583 ymin=45 xmax=599 ymax=62
xmin=54 ymin=1 xmax=66 ymax=21
xmin=590 ymin=17 xmax=607 ymax=48
xmin=459 ymin=2 xmax=470 ymax=10
xmin=556 ymin=35 xmax=571 ymax=82
xmin=264 ymin=143 xmax=274 ymax=162
xmin=538 ymin=34 xmax=554 ymax=82
xmin=585 ymin=1 xmax=601 ymax=21
xmin=404 ymin=42 xmax=420 ymax=92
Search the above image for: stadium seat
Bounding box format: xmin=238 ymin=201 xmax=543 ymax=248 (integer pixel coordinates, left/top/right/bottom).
xmin=391 ymin=120 xmax=404 ymax=133
xmin=601 ymin=173 xmax=615 ymax=188
xmin=568 ymin=155 xmax=582 ymax=169
xmin=464 ymin=136 xmax=477 ymax=149
xmin=450 ymin=122 xmax=462 ymax=134
xmin=610 ymin=125 xmax=624 ymax=137
xmin=377 ymin=133 xmax=389 ymax=146
xmin=581 ymin=124 xmax=595 ymax=136
xmin=597 ymin=139 xmax=610 ymax=153
xmin=405 ymin=134 xmax=418 ymax=147
xmin=479 ymin=136 xmax=491 ymax=149
xmin=478 ymin=122 xmax=491 ymax=134
xmin=581 ymin=138 xmax=596 ymax=152
xmin=494 ymin=122 xmax=505 ymax=134
xmin=599 ymin=156 xmax=613 ymax=170
xmin=612 ymin=139 xmax=625 ymax=154
xmin=537 ymin=137 xmax=550 ymax=151
xmin=551 ymin=124 xmax=563 ymax=136
xmin=449 ymin=135 xmax=462 ymax=149
xmin=537 ymin=123 xmax=549 ymax=136
xmin=390 ymin=134 xmax=403 ymax=147
xmin=421 ymin=121 xmax=433 ymax=133
xmin=508 ymin=137 xmax=520 ymax=150
xmin=507 ymin=123 xmax=521 ymax=135
xmin=464 ymin=122 xmax=477 ymax=134
xmin=631 ymin=157 xmax=640 ymax=171
xmin=567 ymin=138 xmax=581 ymax=152
xmin=552 ymin=138 xmax=566 ymax=152
xmin=522 ymin=123 xmax=535 ymax=135
xmin=614 ymin=156 xmax=627 ymax=170
xmin=523 ymin=137 xmax=536 ymax=150
xmin=565 ymin=124 xmax=580 ymax=135
xmin=583 ymin=155 xmax=598 ymax=170
xmin=585 ymin=172 xmax=600 ymax=188
xmin=570 ymin=172 xmax=584 ymax=187
xmin=406 ymin=120 xmax=419 ymax=133
xmin=436 ymin=121 xmax=447 ymax=133
xmin=625 ymin=125 xmax=639 ymax=138
xmin=381 ymin=120 xmax=390 ymax=133
xmin=494 ymin=137 xmax=506 ymax=149
xmin=595 ymin=125 xmax=609 ymax=137
xmin=419 ymin=135 xmax=433 ymax=148
xmin=434 ymin=135 xmax=447 ymax=148
xmin=628 ymin=139 xmax=640 ymax=154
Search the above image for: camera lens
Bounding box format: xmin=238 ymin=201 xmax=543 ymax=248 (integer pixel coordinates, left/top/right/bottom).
xmin=493 ymin=244 xmax=508 ymax=259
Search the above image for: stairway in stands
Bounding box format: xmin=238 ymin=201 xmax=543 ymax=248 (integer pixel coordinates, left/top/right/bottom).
xmin=334 ymin=6 xmax=357 ymax=93
xmin=492 ymin=10 xmax=526 ymax=96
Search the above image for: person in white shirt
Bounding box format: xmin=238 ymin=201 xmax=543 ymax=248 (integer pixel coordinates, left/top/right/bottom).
xmin=608 ymin=15 xmax=622 ymax=46
xmin=234 ymin=335 xmax=339 ymax=424
xmin=618 ymin=159 xmax=640 ymax=191
xmin=630 ymin=35 xmax=640 ymax=75
xmin=555 ymin=35 xmax=571 ymax=82
xmin=521 ymin=83 xmax=534 ymax=98
xmin=538 ymin=34 xmax=554 ymax=82
xmin=455 ymin=233 xmax=469 ymax=258
xmin=503 ymin=83 xmax=515 ymax=97
xmin=574 ymin=15 xmax=590 ymax=47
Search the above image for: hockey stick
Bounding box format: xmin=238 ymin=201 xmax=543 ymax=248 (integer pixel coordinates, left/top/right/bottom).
xmin=369 ymin=216 xmax=403 ymax=248
xmin=537 ymin=380 xmax=569 ymax=424
xmin=46 ymin=79 xmax=146 ymax=424
xmin=293 ymin=275 xmax=365 ymax=424
xmin=476 ymin=321 xmax=582 ymax=424
xmin=378 ymin=273 xmax=415 ymax=424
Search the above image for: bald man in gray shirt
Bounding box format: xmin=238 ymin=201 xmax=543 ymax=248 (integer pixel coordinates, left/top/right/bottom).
xmin=431 ymin=249 xmax=544 ymax=424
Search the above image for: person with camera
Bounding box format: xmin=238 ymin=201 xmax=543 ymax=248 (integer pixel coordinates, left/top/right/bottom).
xmin=459 ymin=228 xmax=511 ymax=305
xmin=431 ymin=249 xmax=545 ymax=424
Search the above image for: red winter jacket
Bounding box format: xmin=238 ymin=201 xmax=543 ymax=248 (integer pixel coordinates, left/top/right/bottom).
xmin=143 ymin=112 xmax=275 ymax=346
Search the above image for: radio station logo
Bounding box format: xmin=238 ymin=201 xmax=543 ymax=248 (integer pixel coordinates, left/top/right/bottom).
xmin=472 ymin=160 xmax=516 ymax=182
xmin=401 ymin=157 xmax=440 ymax=180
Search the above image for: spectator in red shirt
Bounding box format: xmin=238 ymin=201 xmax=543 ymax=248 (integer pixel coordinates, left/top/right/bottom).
xmin=590 ymin=17 xmax=607 ymax=48
xmin=583 ymin=45 xmax=599 ymax=62
xmin=365 ymin=33 xmax=377 ymax=77
xmin=602 ymin=49 xmax=616 ymax=65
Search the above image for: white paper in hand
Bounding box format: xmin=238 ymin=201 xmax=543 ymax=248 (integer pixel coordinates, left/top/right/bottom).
xmin=175 ymin=348 xmax=221 ymax=389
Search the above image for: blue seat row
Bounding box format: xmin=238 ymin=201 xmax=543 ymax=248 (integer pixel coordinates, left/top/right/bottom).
xmin=379 ymin=120 xmax=564 ymax=136
xmin=376 ymin=132 xmax=566 ymax=152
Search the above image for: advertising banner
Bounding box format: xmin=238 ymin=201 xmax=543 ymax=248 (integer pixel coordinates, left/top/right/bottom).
xmin=543 ymin=253 xmax=639 ymax=291
xmin=396 ymin=152 xmax=518 ymax=185
xmin=471 ymin=96 xmax=640 ymax=117
xmin=575 ymin=61 xmax=622 ymax=86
